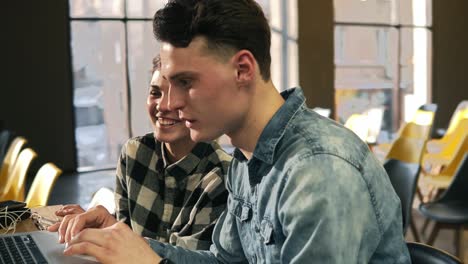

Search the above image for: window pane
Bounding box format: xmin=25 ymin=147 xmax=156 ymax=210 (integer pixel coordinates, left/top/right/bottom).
xmin=401 ymin=27 xmax=432 ymax=121
xmin=334 ymin=26 xmax=398 ymax=135
xmin=399 ymin=0 xmax=432 ymax=26
xmin=288 ymin=0 xmax=298 ymax=38
xmin=255 ymin=0 xmax=270 ymax=21
xmin=270 ymin=0 xmax=281 ymax=29
xmin=334 ymin=0 xmax=398 ymax=25
xmin=126 ymin=0 xmax=167 ymax=18
xmin=335 ymin=89 xmax=393 ymax=138
xmin=335 ymin=26 xmax=398 ymax=86
xmin=271 ymin=31 xmax=282 ymax=91
xmin=69 ymin=0 xmax=124 ymax=18
xmin=400 ymin=28 xmax=415 ymax=93
xmin=127 ymin=22 xmax=161 ymax=136
xmin=287 ymin=40 xmax=299 ymax=90
xmin=71 ymin=21 xmax=129 ymax=170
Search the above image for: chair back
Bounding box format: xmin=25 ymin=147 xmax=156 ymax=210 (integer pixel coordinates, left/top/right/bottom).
xmin=386 ymin=137 xmax=427 ymax=164
xmin=445 ymin=101 xmax=468 ymax=136
xmin=400 ymin=122 xmax=433 ymax=140
xmin=418 ymin=103 xmax=438 ymax=113
xmin=1 ymin=148 xmax=37 ymax=201
xmin=25 ymin=163 xmax=62 ymax=207
xmin=437 ymin=134 xmax=468 ymax=178
xmin=446 ymin=107 xmax=468 ymax=136
xmin=426 ymin=117 xmax=468 ymax=154
xmin=438 ymin=153 xmax=468 ymax=203
xmin=407 ymin=242 xmax=462 ymax=264
xmin=0 ymin=137 xmax=27 ymax=194
xmin=384 ymin=159 xmax=421 ymax=233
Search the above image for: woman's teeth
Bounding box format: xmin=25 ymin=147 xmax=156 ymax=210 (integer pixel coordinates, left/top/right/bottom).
xmin=158 ymin=118 xmax=177 ymax=125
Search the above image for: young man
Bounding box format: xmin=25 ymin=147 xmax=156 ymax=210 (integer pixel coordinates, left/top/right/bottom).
xmin=62 ymin=0 xmax=411 ymax=263
xmin=49 ymin=56 xmax=232 ymax=250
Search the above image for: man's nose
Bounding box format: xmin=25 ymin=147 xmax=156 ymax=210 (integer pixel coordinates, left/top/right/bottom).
xmin=166 ymin=86 xmax=185 ymax=111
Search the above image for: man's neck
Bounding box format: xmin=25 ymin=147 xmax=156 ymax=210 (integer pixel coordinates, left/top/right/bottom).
xmin=230 ymin=81 xmax=285 ymax=160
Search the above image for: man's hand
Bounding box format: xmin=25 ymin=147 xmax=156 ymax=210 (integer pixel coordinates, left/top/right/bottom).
xmin=47 ymin=205 xmax=118 ymax=243
xmin=54 ymin=204 xmax=86 ymax=216
xmin=63 ymin=221 xmax=162 ymax=264
xmin=47 ymin=204 xmax=86 ymax=234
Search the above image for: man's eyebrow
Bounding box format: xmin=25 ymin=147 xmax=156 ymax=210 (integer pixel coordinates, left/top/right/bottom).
xmin=168 ymin=71 xmax=198 ymax=81
xmin=150 ymin=84 xmax=160 ymax=89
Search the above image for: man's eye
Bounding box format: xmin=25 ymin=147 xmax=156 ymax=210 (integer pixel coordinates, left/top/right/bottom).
xmin=178 ymin=79 xmax=192 ymax=88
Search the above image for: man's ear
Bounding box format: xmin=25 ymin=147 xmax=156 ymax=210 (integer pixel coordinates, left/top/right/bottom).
xmin=233 ymin=50 xmax=256 ymax=84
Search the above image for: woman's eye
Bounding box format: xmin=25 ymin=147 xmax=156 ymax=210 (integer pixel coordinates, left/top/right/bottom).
xmin=150 ymin=90 xmax=162 ymax=98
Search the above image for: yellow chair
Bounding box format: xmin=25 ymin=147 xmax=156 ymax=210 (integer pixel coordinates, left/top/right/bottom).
xmin=426 ymin=108 xmax=468 ymax=153
xmin=386 ymin=137 xmax=427 ymax=164
xmin=373 ymin=109 xmax=435 ymax=162
xmin=399 ymin=122 xmax=433 ymax=140
xmin=421 ymin=134 xmax=468 ymax=190
xmin=25 ymin=163 xmax=62 ymax=207
xmin=433 ymin=100 xmax=468 ymax=137
xmin=0 ymin=148 xmax=37 ymax=201
xmin=0 ymin=137 xmax=27 ymax=195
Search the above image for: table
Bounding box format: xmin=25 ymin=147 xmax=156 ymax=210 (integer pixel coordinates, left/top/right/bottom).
xmin=1 ymin=205 xmax=63 ymax=234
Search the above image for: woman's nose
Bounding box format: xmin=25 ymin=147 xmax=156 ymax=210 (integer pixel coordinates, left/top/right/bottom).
xmin=156 ymin=96 xmax=169 ymax=112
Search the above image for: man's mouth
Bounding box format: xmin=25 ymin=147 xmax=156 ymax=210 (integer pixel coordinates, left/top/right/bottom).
xmin=180 ymin=116 xmax=196 ymax=128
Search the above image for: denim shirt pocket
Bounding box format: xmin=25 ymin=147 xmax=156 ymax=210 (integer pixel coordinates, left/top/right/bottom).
xmin=228 ymin=197 xmax=252 ymax=222
xmin=260 ymin=219 xmax=275 ymax=245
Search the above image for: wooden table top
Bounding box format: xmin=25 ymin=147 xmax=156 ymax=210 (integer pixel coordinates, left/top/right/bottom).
xmin=1 ymin=205 xmax=63 ymax=235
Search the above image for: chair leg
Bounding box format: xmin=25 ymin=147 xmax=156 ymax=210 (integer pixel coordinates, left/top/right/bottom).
xmin=421 ymin=218 xmax=431 ymax=236
xmin=416 ymin=187 xmax=424 ymax=203
xmin=410 ymin=218 xmax=421 ymax=242
xmin=454 ymin=225 xmax=464 ymax=260
xmin=427 ymin=223 xmax=440 ymax=245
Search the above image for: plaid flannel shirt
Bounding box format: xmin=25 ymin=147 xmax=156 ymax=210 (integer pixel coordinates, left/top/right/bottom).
xmin=115 ymin=133 xmax=232 ymax=250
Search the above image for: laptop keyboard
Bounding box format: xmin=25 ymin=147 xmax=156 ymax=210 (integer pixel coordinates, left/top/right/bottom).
xmin=0 ymin=235 xmax=48 ymax=264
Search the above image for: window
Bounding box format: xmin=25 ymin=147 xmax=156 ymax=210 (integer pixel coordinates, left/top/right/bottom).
xmin=70 ymin=0 xmax=162 ymax=170
xmin=334 ymin=0 xmax=432 ymax=142
xmin=70 ymin=0 xmax=298 ymax=170
xmin=258 ymin=0 xmax=299 ymax=91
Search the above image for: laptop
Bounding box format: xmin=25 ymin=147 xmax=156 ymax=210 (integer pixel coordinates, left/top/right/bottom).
xmin=0 ymin=231 xmax=98 ymax=264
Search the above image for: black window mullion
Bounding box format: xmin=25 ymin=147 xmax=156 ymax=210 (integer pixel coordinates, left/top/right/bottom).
xmin=123 ymin=0 xmax=133 ymax=138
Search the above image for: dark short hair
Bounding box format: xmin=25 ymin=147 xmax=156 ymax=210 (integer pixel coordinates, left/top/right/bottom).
xmin=153 ymin=0 xmax=271 ymax=81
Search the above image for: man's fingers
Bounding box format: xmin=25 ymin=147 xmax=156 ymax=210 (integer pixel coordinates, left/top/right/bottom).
xmin=64 ymin=228 xmax=112 ymax=262
xmin=63 ymin=240 xmax=110 ymax=263
xmin=58 ymin=215 xmax=76 ymax=243
xmin=67 ymin=215 xmax=88 ymax=243
xmin=47 ymin=222 xmax=60 ymax=232
xmin=55 ymin=205 xmax=85 ymax=216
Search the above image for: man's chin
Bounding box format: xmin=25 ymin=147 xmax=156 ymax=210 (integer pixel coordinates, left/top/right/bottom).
xmin=189 ymin=130 xmax=219 ymax=143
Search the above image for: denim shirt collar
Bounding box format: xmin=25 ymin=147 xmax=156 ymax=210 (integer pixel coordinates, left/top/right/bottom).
xmin=233 ymin=87 xmax=305 ymax=164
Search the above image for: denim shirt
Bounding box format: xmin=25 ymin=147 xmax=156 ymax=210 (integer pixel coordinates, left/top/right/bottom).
xmin=149 ymin=88 xmax=411 ymax=263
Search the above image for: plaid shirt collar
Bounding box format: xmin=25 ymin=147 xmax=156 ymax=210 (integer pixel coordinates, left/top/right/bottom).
xmin=160 ymin=141 xmax=210 ymax=190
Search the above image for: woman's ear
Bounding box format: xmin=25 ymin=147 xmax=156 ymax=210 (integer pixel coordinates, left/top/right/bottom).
xmin=233 ymin=50 xmax=256 ymax=84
